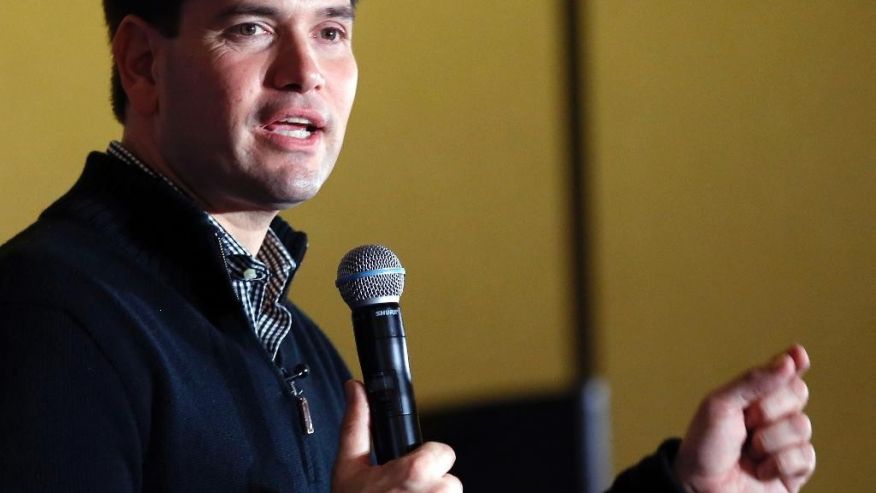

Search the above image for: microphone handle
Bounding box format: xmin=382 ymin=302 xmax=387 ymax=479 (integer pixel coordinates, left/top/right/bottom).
xmin=352 ymin=302 xmax=423 ymax=464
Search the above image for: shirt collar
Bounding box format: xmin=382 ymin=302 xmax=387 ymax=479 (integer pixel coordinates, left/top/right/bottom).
xmin=106 ymin=141 xmax=298 ymax=272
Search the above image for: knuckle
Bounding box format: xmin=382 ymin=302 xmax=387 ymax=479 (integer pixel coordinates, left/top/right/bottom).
xmin=792 ymin=378 xmax=809 ymax=404
xmin=792 ymin=413 xmax=813 ymax=439
xmin=436 ymin=474 xmax=463 ymax=493
xmin=775 ymin=449 xmax=797 ymax=476
xmin=449 ymin=473 xmax=463 ymax=489
xmin=804 ymin=443 xmax=817 ymax=470
xmin=776 ymin=444 xmax=815 ymax=477
xmin=442 ymin=444 xmax=457 ymax=465
xmin=701 ymin=393 xmax=736 ymax=419
xmin=403 ymin=453 xmax=434 ymax=484
xmin=428 ymin=441 xmax=457 ymax=466
xmin=757 ymin=396 xmax=779 ymax=423
xmin=787 ymin=477 xmax=805 ymax=493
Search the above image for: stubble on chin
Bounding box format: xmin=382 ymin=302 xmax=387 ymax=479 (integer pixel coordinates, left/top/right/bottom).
xmin=288 ymin=165 xmax=332 ymax=202
xmin=250 ymin=161 xmax=332 ymax=209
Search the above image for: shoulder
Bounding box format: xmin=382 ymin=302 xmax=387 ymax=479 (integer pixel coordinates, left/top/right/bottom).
xmin=1 ymin=218 xmax=97 ymax=287
xmin=0 ymin=215 xmax=124 ymax=305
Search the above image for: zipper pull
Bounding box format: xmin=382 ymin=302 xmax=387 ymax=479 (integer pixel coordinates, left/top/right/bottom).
xmin=283 ymin=364 xmax=315 ymax=435
xmin=296 ymin=394 xmax=315 ymax=435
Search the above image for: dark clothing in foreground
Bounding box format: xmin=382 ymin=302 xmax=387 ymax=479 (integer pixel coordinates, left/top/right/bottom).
xmin=609 ymin=439 xmax=686 ymax=492
xmin=0 ymin=152 xmax=685 ymax=492
xmin=0 ymin=152 xmax=350 ymax=492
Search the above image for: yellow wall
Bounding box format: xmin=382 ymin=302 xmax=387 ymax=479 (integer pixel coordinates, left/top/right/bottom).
xmin=0 ymin=2 xmax=120 ymax=239
xmin=2 ymin=2 xmax=873 ymax=492
xmin=589 ymin=2 xmax=875 ymax=491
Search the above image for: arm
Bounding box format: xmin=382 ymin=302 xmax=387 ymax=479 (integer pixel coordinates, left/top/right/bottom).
xmin=607 ymin=439 xmax=687 ymax=492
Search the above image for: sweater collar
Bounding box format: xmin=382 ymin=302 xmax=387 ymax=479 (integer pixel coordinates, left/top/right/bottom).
xmin=42 ymin=151 xmax=309 ymax=327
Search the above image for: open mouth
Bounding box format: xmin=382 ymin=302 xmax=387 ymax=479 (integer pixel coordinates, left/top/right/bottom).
xmin=264 ymin=117 xmax=321 ymax=140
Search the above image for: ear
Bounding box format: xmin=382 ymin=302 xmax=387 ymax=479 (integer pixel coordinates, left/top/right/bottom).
xmin=111 ymin=16 xmax=162 ymax=117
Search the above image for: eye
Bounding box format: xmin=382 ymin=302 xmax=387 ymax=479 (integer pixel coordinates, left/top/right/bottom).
xmin=318 ymin=27 xmax=346 ymax=42
xmin=233 ymin=23 xmax=269 ymax=37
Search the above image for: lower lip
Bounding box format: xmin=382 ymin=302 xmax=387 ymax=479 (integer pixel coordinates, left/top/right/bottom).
xmin=257 ymin=126 xmax=323 ymax=152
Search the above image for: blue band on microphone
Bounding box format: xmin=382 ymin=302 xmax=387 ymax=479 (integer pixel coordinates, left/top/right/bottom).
xmin=335 ymin=267 xmax=406 ymax=287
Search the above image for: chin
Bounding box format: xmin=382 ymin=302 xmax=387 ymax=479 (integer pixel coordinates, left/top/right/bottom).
xmin=256 ymin=161 xmax=334 ymax=208
xmin=262 ymin=181 xmax=326 ymax=210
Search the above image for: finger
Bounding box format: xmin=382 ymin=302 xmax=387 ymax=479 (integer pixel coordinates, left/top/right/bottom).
xmin=745 ymin=376 xmax=809 ymax=428
xmin=782 ymin=474 xmax=812 ymax=493
xmin=335 ymin=380 xmax=372 ymax=466
xmin=755 ymin=442 xmax=816 ymax=482
xmin=433 ymin=473 xmax=463 ymax=493
xmin=750 ymin=412 xmax=813 ymax=458
xmin=711 ymin=348 xmax=798 ymax=411
xmin=787 ymin=344 xmax=810 ymax=375
xmin=447 ymin=473 xmax=464 ymax=492
xmin=394 ymin=441 xmax=456 ymax=489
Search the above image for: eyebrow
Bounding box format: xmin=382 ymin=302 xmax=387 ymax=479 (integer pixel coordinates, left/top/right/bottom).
xmin=215 ymin=4 xmax=355 ymax=21
xmin=322 ymin=6 xmax=356 ymax=20
xmin=216 ymin=4 xmax=280 ymax=20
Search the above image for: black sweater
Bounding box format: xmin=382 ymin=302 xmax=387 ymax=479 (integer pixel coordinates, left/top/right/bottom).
xmin=0 ymin=152 xmax=350 ymax=492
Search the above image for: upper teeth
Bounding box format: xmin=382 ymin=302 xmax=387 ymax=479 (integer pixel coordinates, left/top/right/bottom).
xmin=280 ymin=117 xmax=314 ymax=126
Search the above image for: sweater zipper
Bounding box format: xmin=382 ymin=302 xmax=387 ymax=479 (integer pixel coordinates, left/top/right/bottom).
xmin=215 ymin=234 xmax=234 ymax=288
xmin=216 ymin=234 xmax=318 ymax=483
xmin=278 ymin=364 xmax=318 ymax=482
xmin=280 ymin=365 xmax=315 ymax=435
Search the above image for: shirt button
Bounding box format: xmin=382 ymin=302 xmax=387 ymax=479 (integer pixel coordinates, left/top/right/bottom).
xmin=243 ymin=268 xmax=258 ymax=280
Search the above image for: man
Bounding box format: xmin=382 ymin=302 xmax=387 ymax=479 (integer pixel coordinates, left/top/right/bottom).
xmin=0 ymin=1 xmax=814 ymax=492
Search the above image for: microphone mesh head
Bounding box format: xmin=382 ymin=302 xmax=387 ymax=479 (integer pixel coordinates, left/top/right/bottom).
xmin=336 ymin=245 xmax=405 ymax=308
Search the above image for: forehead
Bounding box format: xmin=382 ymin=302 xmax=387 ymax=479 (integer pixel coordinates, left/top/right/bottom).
xmin=181 ymin=0 xmax=356 ymax=20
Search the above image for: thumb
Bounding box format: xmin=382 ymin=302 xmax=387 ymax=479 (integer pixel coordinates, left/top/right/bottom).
xmin=335 ymin=380 xmax=372 ymax=467
xmin=713 ymin=348 xmax=798 ymax=411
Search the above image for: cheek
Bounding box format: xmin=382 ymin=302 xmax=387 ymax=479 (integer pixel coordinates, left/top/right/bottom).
xmin=208 ymin=75 xmax=252 ymax=119
xmin=164 ymin=62 xmax=221 ymax=119
xmin=187 ymin=56 xmax=261 ymax=116
xmin=330 ymin=63 xmax=358 ymax=123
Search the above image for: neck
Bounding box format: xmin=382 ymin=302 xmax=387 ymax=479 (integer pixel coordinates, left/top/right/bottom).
xmin=119 ymin=131 xmax=277 ymax=256
xmin=211 ymin=210 xmax=278 ymax=256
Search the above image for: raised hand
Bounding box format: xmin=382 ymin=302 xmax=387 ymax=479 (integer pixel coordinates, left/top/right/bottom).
xmin=673 ymin=345 xmax=815 ymax=493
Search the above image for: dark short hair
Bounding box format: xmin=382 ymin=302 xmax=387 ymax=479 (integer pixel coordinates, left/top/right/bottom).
xmin=103 ymin=0 xmax=358 ymax=123
xmin=104 ymin=0 xmax=185 ymax=122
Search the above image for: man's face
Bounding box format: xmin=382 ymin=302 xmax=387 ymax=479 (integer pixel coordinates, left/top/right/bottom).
xmin=153 ymin=0 xmax=358 ymax=211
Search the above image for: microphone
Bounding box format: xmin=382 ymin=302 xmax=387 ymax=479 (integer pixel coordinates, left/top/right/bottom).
xmin=335 ymin=245 xmax=423 ymax=464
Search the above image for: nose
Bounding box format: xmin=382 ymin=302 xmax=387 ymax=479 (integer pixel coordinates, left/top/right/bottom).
xmin=270 ymin=37 xmax=325 ymax=93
